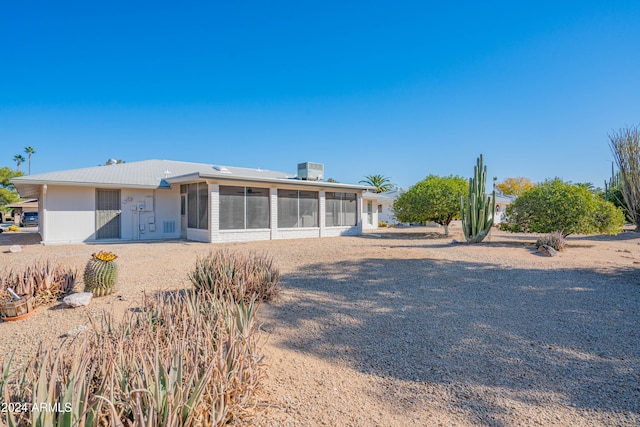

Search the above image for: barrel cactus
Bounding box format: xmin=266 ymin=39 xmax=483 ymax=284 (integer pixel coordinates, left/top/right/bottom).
xmin=84 ymin=251 xmax=118 ymax=296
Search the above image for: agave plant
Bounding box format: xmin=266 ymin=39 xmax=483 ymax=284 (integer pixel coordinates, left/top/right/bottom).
xmin=0 ymin=259 xmax=77 ymax=307
xmin=0 ymin=289 xmax=264 ymax=426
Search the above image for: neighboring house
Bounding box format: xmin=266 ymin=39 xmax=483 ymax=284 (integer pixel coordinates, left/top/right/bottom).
xmin=11 ymin=160 xmax=374 ymax=245
xmin=493 ymin=191 xmax=516 ymax=224
xmin=4 ymin=199 xmax=38 ymax=225
xmin=361 ymin=189 xmax=404 ymax=229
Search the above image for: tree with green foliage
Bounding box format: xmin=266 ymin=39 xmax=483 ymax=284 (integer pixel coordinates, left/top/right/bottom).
xmin=501 ymin=178 xmax=625 ymax=237
xmin=13 ymin=154 xmax=25 ymax=171
xmin=24 ymin=146 xmax=36 ymax=175
xmin=0 ymin=188 xmax=21 ymax=207
xmin=0 ymin=167 xmax=24 ymax=190
xmin=0 ymin=166 xmax=24 ymax=212
xmin=104 ymin=158 xmax=126 ymax=165
xmin=394 ymin=175 xmax=468 ymax=236
xmin=326 ymin=177 xmax=339 ymax=183
xmin=609 ymin=125 xmax=640 ymax=230
xmin=360 ymin=174 xmax=393 ymax=193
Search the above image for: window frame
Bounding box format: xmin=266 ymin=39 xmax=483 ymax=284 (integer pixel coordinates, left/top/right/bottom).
xmin=219 ymin=185 xmax=270 ymax=230
xmin=325 ymin=192 xmax=358 ymax=227
xmin=277 ymin=189 xmax=319 ymax=228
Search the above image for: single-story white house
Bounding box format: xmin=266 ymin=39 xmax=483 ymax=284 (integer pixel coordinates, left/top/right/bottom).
xmin=493 ymin=191 xmax=517 ymax=224
xmin=361 ymin=189 xmax=406 ymax=229
xmin=11 ymin=160 xmax=374 ymax=245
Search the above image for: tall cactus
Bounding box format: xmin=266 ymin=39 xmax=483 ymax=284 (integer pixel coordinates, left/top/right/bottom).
xmin=460 ymin=154 xmax=496 ymax=243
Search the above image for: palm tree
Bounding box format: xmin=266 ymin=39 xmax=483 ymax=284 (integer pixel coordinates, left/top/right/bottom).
xmin=359 ymin=174 xmax=393 ymax=193
xmin=24 ymin=146 xmax=35 ymax=175
xmin=13 ymin=154 xmax=26 ymax=171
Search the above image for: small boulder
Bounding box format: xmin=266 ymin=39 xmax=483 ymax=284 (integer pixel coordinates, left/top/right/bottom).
xmin=538 ymin=244 xmax=557 ymax=257
xmin=9 ymin=245 xmax=22 ymax=253
xmin=63 ymin=292 xmax=93 ymax=307
xmin=63 ymin=325 xmax=88 ymax=337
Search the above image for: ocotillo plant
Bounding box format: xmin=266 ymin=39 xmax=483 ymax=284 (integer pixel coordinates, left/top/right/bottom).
xmin=460 ymin=154 xmax=496 ymax=243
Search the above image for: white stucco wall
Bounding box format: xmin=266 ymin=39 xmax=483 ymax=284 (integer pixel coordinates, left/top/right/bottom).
xmin=43 ymin=185 xmax=96 ymax=244
xmin=119 ymin=188 xmax=181 ymax=241
xmin=378 ymin=201 xmax=397 ymax=225
xmin=361 ymin=198 xmax=379 ymax=230
xmin=41 ymin=185 xmax=181 ymax=244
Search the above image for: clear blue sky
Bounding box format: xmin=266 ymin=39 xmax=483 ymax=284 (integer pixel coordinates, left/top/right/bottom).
xmin=1 ymin=1 xmax=639 ymax=189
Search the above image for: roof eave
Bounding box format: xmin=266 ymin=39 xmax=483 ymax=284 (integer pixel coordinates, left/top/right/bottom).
xmin=168 ymin=173 xmax=373 ymax=191
xmin=11 ymin=179 xmax=167 ymax=191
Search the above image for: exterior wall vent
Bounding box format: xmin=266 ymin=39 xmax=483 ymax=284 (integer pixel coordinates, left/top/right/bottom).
xmin=297 ymin=162 xmax=324 ymax=181
xmin=163 ymin=220 xmax=176 ymax=234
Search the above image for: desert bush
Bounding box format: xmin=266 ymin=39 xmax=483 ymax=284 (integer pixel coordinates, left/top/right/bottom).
xmin=0 ymin=259 xmax=76 ymax=306
xmin=378 ymin=220 xmax=388 ymax=227
xmin=189 ymin=250 xmax=280 ymax=302
xmin=7 ymin=225 xmax=19 ymax=232
xmin=501 ymin=178 xmax=625 ymax=237
xmin=536 ymin=231 xmax=567 ymax=252
xmin=0 ymin=290 xmax=264 ymax=426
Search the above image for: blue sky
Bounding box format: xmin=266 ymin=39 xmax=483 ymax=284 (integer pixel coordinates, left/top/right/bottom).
xmin=1 ymin=1 xmax=639 ymax=189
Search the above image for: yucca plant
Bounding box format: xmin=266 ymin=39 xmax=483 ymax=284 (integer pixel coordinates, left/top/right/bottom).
xmin=84 ymin=251 xmax=118 ymax=296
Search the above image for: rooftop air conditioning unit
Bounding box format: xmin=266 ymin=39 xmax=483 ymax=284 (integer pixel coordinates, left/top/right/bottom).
xmin=297 ymin=162 xmax=324 ymax=181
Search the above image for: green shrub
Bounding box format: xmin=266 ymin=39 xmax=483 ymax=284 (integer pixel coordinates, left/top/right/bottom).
xmin=501 ymin=178 xmax=625 ymax=237
xmin=378 ymin=220 xmax=388 ymax=227
xmin=536 ymin=231 xmax=567 ymax=252
xmin=189 ymin=250 xmax=280 ymax=302
xmin=0 ymin=290 xmax=263 ymax=426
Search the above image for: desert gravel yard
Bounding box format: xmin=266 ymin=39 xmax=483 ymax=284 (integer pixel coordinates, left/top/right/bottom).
xmin=1 ymin=224 xmax=639 ymax=426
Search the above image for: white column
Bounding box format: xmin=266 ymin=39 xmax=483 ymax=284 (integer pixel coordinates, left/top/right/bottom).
xmin=209 ymin=183 xmax=219 ymax=243
xmin=41 ymin=184 xmax=47 ymax=244
xmin=270 ymin=187 xmax=278 ymax=240
xmin=358 ymin=192 xmax=364 ymax=234
xmin=319 ymin=190 xmax=326 ymax=237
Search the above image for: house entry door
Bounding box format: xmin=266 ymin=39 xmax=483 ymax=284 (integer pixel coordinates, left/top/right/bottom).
xmin=96 ymin=189 xmax=121 ymax=239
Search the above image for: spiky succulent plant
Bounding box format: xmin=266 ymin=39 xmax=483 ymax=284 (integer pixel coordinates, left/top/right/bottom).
xmin=83 ymin=251 xmax=118 ymax=296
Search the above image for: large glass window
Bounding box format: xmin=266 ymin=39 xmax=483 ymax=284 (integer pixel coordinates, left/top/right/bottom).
xmin=220 ymin=186 xmax=269 ymax=230
xmin=277 ymin=190 xmax=318 ymax=228
xmin=325 ymin=192 xmax=357 ymax=226
xmin=187 ymin=183 xmax=208 ymax=230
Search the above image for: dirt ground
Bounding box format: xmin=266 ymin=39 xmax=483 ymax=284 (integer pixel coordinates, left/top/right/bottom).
xmin=1 ymin=223 xmax=639 ymax=426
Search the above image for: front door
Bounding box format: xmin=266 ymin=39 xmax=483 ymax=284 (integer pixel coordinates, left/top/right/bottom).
xmin=96 ymin=189 xmax=121 ymax=239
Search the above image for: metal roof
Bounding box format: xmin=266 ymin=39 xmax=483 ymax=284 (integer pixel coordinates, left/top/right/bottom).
xmin=11 ymin=159 xmax=372 ymax=198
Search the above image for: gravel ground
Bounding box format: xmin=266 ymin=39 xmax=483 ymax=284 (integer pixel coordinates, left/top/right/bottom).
xmin=1 ymin=223 xmax=639 ymax=426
